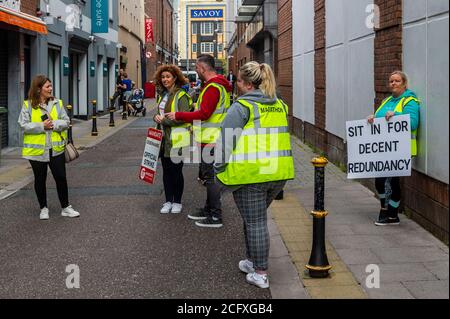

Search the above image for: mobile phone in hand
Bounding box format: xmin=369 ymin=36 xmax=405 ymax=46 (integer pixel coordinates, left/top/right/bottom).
xmin=41 ymin=114 xmax=49 ymax=121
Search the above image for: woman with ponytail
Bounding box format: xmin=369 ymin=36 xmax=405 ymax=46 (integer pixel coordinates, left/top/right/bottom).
xmin=214 ymin=62 xmax=295 ymax=289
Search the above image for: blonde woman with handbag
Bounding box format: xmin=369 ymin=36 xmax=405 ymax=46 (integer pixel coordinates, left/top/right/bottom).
xmin=18 ymin=75 xmax=80 ymax=220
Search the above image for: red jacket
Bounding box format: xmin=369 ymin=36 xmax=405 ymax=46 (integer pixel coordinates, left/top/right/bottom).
xmin=175 ymin=75 xmax=232 ymax=124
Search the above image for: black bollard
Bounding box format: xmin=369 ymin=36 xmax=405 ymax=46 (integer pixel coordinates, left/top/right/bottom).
xmin=66 ymin=104 xmax=74 ymax=144
xmin=122 ymin=96 xmax=127 ymax=120
xmin=109 ymin=96 xmax=115 ymax=127
xmin=306 ymin=157 xmax=332 ymax=278
xmin=91 ymin=100 xmax=98 ymax=136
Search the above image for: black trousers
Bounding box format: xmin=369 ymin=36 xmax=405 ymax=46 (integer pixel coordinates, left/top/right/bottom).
xmin=161 ymin=156 xmax=184 ymax=204
xmin=29 ymin=152 xmax=69 ymax=209
xmin=199 ymin=145 xmax=222 ymax=219
xmin=375 ymin=177 xmax=401 ymax=215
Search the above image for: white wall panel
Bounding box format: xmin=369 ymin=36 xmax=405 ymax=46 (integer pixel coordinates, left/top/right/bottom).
xmin=428 ymin=0 xmax=450 ymax=17
xmin=293 ymin=54 xmax=315 ymax=123
xmin=325 ymin=0 xmax=375 ymax=140
xmin=293 ymin=0 xmax=315 ymax=125
xmin=403 ymin=0 xmax=449 ymax=183
xmin=347 ymin=0 xmax=376 ymax=40
xmin=326 ymin=47 xmax=346 ymax=137
xmin=348 ymin=38 xmax=375 ymax=123
xmin=326 ymin=0 xmax=345 ymax=47
xmin=404 ymin=0 xmax=427 ymax=23
xmin=426 ymin=17 xmax=449 ymax=183
xmin=403 ymin=23 xmax=427 ymax=172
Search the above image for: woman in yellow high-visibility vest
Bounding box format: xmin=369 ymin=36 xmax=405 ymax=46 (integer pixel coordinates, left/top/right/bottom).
xmin=18 ymin=75 xmax=80 ymax=220
xmin=214 ymin=62 xmax=295 ymax=289
xmin=153 ymin=65 xmax=193 ymax=215
xmin=367 ymin=71 xmax=420 ymax=226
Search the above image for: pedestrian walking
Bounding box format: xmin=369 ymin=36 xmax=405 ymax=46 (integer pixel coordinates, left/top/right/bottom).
xmin=226 ymin=70 xmax=237 ymax=103
xmin=166 ymin=54 xmax=232 ymax=228
xmin=153 ymin=65 xmax=193 ymax=214
xmin=18 ymin=75 xmax=80 ymax=220
xmin=214 ymin=62 xmax=295 ymax=288
xmin=111 ymin=68 xmax=125 ymax=109
xmin=367 ymin=71 xmax=420 ymax=226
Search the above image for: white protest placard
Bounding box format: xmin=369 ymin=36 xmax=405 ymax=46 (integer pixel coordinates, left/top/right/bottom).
xmin=346 ymin=115 xmax=412 ymax=179
xmin=139 ymin=128 xmax=163 ymax=184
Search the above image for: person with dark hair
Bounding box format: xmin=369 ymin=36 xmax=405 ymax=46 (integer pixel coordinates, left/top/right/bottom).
xmin=367 ymin=71 xmax=420 ymax=226
xmin=153 ymin=65 xmax=193 ymax=214
xmin=18 ymin=75 xmax=80 ymax=220
xmin=166 ymin=54 xmax=232 ymax=228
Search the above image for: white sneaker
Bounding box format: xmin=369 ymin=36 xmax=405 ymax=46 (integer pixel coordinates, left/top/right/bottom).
xmin=40 ymin=207 xmax=49 ymax=220
xmin=171 ymin=203 xmax=182 ymax=214
xmin=246 ymin=272 xmax=269 ymax=289
xmin=160 ymin=202 xmax=172 ymax=214
xmin=239 ymin=259 xmax=255 ymax=274
xmin=61 ymin=205 xmax=80 ymax=218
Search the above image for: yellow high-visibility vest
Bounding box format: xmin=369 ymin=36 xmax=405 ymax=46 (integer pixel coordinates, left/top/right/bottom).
xmin=170 ymin=90 xmax=192 ymax=148
xmin=22 ymin=100 xmax=67 ymax=157
xmin=157 ymin=90 xmax=193 ymax=149
xmin=375 ymin=96 xmax=420 ymax=156
xmin=192 ymin=83 xmax=230 ymax=144
xmin=216 ymin=98 xmax=295 ymax=186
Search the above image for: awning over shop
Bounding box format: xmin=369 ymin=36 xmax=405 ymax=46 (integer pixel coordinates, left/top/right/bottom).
xmin=0 ymin=5 xmax=47 ymax=34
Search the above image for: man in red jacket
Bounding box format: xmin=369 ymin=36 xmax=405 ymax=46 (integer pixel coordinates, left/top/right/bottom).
xmin=166 ymin=54 xmax=232 ymax=228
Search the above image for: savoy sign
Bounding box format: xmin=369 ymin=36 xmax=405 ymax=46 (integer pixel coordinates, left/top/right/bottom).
xmin=191 ymin=9 xmax=223 ymax=18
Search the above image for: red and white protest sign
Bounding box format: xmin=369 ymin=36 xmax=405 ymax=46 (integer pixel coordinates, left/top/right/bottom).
xmin=139 ymin=128 xmax=163 ymax=184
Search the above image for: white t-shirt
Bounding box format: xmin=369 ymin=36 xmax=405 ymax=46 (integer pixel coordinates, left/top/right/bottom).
xmin=159 ymin=93 xmax=169 ymax=116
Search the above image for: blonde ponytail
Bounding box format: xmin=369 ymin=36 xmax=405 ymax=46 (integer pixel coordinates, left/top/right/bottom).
xmin=240 ymin=62 xmax=277 ymax=99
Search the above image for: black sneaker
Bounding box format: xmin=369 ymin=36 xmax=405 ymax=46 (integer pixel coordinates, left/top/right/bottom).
xmin=375 ymin=217 xmax=400 ymax=226
xmin=377 ymin=209 xmax=388 ymax=221
xmin=187 ymin=208 xmax=208 ymax=221
xmin=195 ymin=217 xmax=223 ymax=228
xmin=274 ymin=190 xmax=284 ymax=201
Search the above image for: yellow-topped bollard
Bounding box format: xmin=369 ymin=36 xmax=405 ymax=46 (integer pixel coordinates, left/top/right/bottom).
xmin=91 ymin=100 xmax=98 ymax=136
xmin=306 ymin=156 xmax=332 ymax=278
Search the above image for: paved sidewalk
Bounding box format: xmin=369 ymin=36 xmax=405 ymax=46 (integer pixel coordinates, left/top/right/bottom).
xmin=0 ymin=99 xmax=156 ymax=201
xmin=269 ymin=136 xmax=449 ymax=299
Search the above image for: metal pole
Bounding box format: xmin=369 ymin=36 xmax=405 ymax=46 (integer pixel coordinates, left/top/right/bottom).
xmin=91 ymin=100 xmax=98 ymax=136
xmin=109 ymin=96 xmax=115 ymax=127
xmin=306 ymin=157 xmax=332 ymax=278
xmin=66 ymin=104 xmax=74 ymax=144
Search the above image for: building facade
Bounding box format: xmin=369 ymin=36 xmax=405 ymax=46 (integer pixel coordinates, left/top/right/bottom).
xmin=179 ymin=0 xmax=227 ymax=73
xmin=119 ymin=0 xmax=145 ymax=87
xmin=278 ymin=0 xmax=449 ymax=243
xmin=144 ymin=0 xmax=175 ymax=82
xmin=0 ymin=0 xmax=119 ymax=149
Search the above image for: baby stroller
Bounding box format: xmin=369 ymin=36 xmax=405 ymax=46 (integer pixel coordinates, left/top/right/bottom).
xmin=127 ymin=88 xmax=146 ymax=117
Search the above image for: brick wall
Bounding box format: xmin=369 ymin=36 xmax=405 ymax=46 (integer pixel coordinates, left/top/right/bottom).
xmin=21 ymin=0 xmax=38 ymax=16
xmin=374 ymin=0 xmax=403 ymax=108
xmin=277 ymin=0 xmax=292 ymax=118
xmin=313 ymin=0 xmax=327 ymax=151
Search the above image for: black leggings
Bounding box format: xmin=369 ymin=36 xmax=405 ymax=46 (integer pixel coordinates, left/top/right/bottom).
xmin=29 ymin=152 xmax=69 ymax=209
xmin=375 ymin=177 xmax=401 ymax=209
xmin=161 ymin=156 xmax=184 ymax=204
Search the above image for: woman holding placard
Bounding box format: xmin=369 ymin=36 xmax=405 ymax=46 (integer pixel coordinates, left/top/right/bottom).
xmin=367 ymin=71 xmax=420 ymax=226
xmin=153 ymin=65 xmax=193 ymax=215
